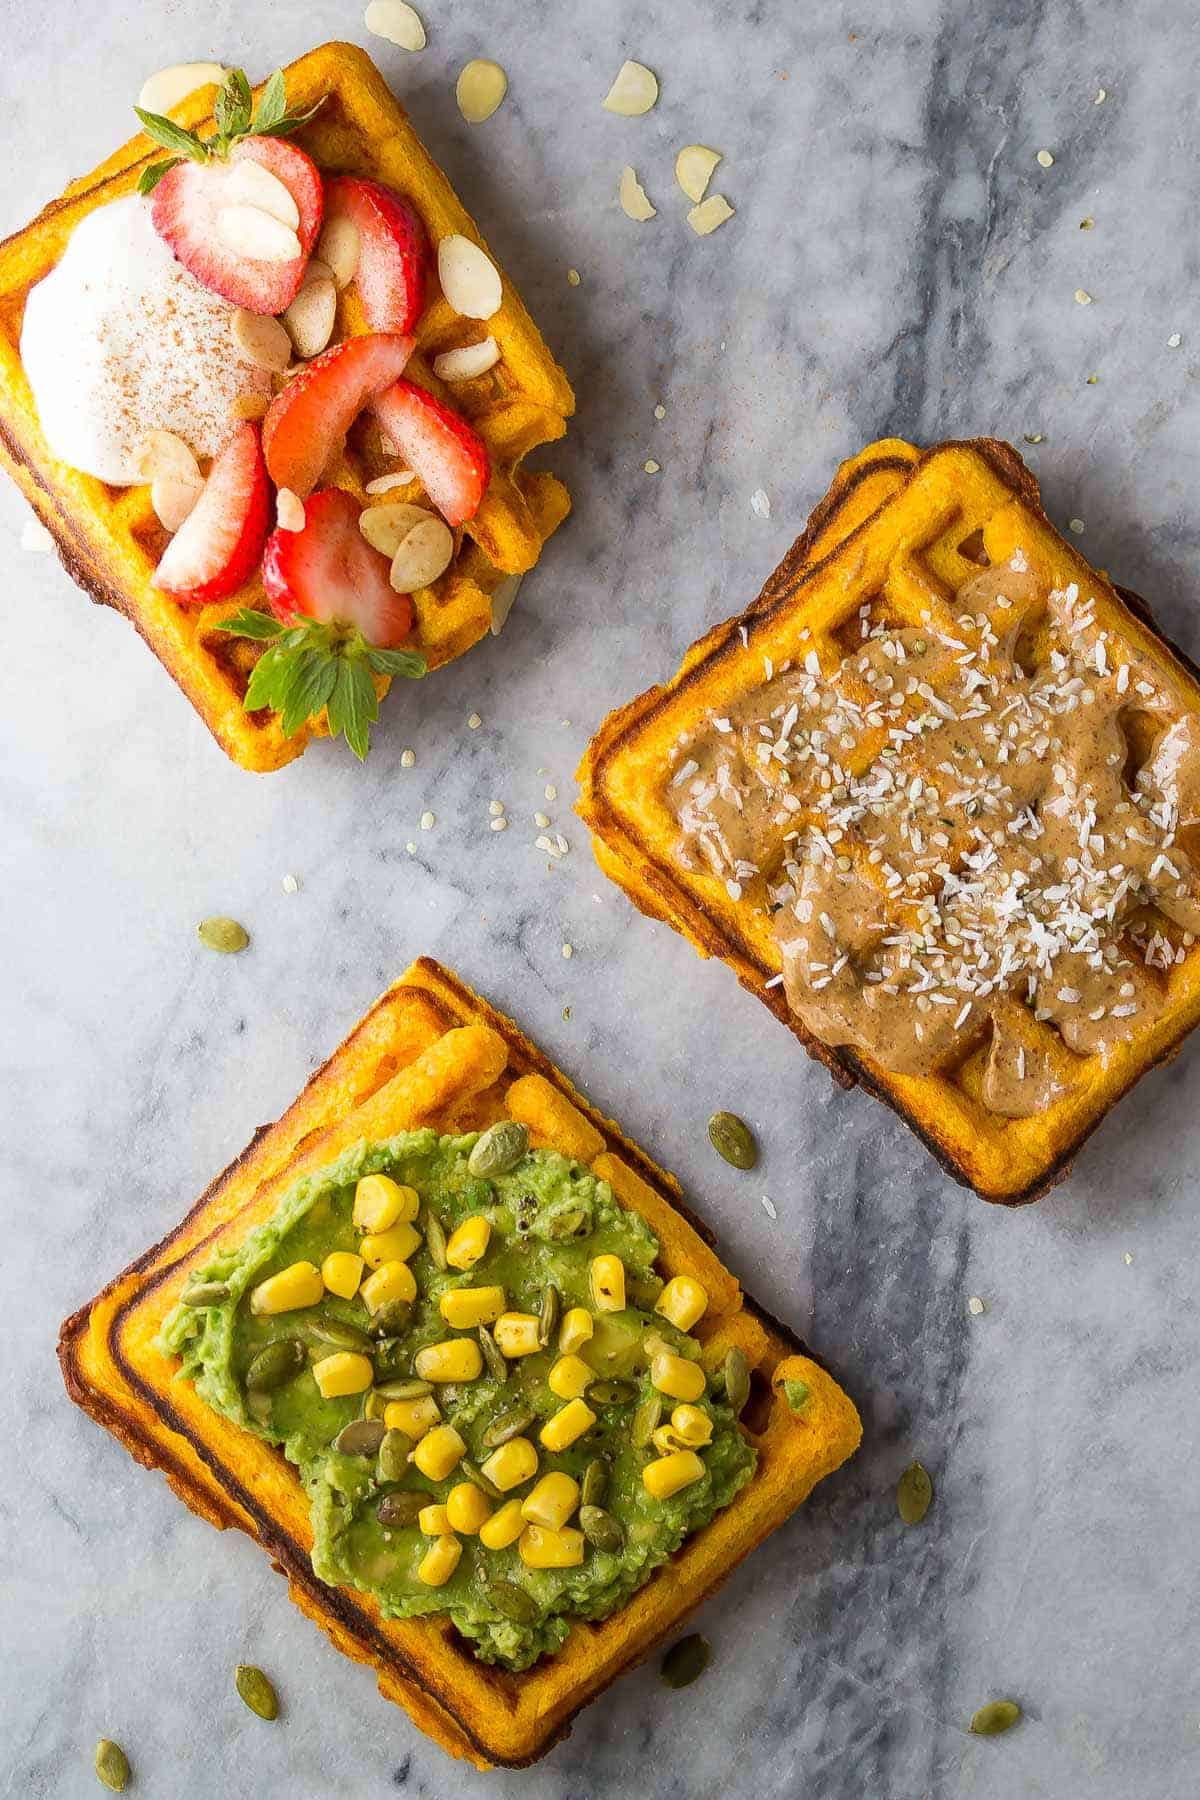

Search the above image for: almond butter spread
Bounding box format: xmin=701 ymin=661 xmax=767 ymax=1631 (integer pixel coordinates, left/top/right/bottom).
xmin=665 ymin=552 xmax=1200 ymax=1117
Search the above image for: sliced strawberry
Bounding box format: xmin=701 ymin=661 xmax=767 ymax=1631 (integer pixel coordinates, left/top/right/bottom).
xmin=153 ymin=423 xmax=270 ymax=605
xmin=371 ymin=379 xmax=490 ymax=527
xmin=262 ymin=332 xmax=414 ymax=498
xmin=323 ymin=176 xmax=430 ymax=333
xmin=150 ymin=136 xmax=323 ymax=315
xmin=262 ymin=487 xmax=415 ymax=647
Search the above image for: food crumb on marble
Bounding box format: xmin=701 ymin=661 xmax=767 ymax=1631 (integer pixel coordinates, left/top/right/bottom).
xmin=1124 ymin=1250 xmax=1135 ymax=1265
xmin=467 ymin=712 xmax=482 ymax=730
xmin=1075 ymin=287 xmax=1094 ymax=305
xmin=401 ymin=747 xmax=416 ymax=767
xmin=566 ymin=267 xmax=581 ymax=286
xmin=750 ymin=487 xmax=771 ymax=518
xmin=1036 ymin=148 xmax=1055 ymax=167
xmin=644 ymin=458 xmax=661 ymax=474
xmin=968 ymin=1295 xmax=986 ymax=1316
xmin=1167 ymin=332 xmax=1182 ymax=348
xmin=281 ymin=873 xmax=299 ymax=894
xmin=562 ymin=942 xmax=573 ymax=958
xmin=761 ymin=1195 xmax=777 ymax=1220
xmin=420 ymin=811 xmax=436 ymax=830
xmin=654 ymin=403 xmax=666 ymax=419
xmin=1069 ymin=517 xmax=1086 ymax=533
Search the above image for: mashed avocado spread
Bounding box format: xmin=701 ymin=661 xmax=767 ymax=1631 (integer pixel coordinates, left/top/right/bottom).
xmin=160 ymin=1129 xmax=756 ymax=1670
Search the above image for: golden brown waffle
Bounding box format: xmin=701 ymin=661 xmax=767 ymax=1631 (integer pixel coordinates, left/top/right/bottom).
xmin=0 ymin=45 xmax=574 ymax=770
xmin=578 ymin=438 xmax=1200 ymax=1204
xmin=58 ymin=958 xmax=860 ymax=1768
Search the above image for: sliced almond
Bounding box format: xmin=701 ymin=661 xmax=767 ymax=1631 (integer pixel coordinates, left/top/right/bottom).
xmin=151 ymin=472 xmax=204 ymax=533
xmin=389 ymin=515 xmax=455 ymax=591
xmin=216 ymin=206 xmax=302 ymax=264
xmin=365 ymin=470 xmax=417 ymax=494
xmin=603 ymin=60 xmax=658 ymax=116
xmin=687 ymin=194 xmax=735 ymax=237
xmin=456 ymin=59 xmax=508 ymax=123
xmin=232 ymin=308 xmax=293 ymax=374
xmin=432 ymin=337 xmax=500 ymax=381
xmin=224 ymin=160 xmax=300 ymax=230
xmin=675 ymin=145 xmax=722 ymax=205
xmin=619 ymin=167 xmax=657 ymax=222
xmin=283 ymin=277 xmax=337 ymax=360
xmin=360 ymin=501 xmax=435 ymax=558
xmin=364 ymin=0 xmax=426 ymax=50
xmin=316 ymin=215 xmax=360 ymax=290
xmin=489 ymin=573 xmax=522 ymax=636
xmin=132 ymin=428 xmax=201 ymax=484
xmin=138 ymin=62 xmax=226 ymax=114
xmin=229 ymin=393 xmax=271 ymax=421
xmin=276 ymin=488 xmax=306 ymax=532
xmin=437 ymin=234 xmax=503 ymax=320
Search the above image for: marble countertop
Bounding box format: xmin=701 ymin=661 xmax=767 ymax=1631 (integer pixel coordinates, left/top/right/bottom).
xmin=4 ymin=2 xmax=1199 ymax=1796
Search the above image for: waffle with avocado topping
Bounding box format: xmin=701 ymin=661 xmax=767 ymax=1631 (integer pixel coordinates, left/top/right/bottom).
xmin=160 ymin=1129 xmax=756 ymax=1669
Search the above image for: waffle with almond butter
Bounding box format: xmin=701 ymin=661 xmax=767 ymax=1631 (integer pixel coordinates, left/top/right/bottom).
xmin=58 ymin=958 xmax=860 ymax=1768
xmin=0 ymin=45 xmax=573 ymax=770
xmin=578 ymin=438 xmax=1200 ymax=1203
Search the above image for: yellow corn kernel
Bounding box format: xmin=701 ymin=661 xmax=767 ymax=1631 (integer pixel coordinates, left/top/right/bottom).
xmin=539 ymin=1399 xmax=597 ymax=1452
xmin=649 ymin=1351 xmax=707 ymax=1403
xmin=480 ymin=1437 xmax=539 ymax=1492
xmin=360 ymin=1222 xmax=423 ymax=1269
xmin=642 ymin=1449 xmax=706 ymax=1500
xmin=353 ymin=1173 xmax=420 ymax=1232
xmin=478 ymin=1497 xmax=526 ymax=1550
xmin=590 ymin=1254 xmax=626 ymax=1313
xmin=518 ymin=1524 xmax=585 ymax=1569
xmin=418 ymin=1503 xmax=453 ymax=1535
xmin=671 ymin=1404 xmax=714 ymax=1447
xmin=548 ymin=1354 xmax=595 ymax=1401
xmin=249 ymin=1261 xmax=324 ymax=1316
xmin=412 ymin=1423 xmax=467 ymax=1481
xmin=418 ymin=1533 xmax=463 ymax=1587
xmin=493 ymin=1312 xmax=542 ymax=1358
xmin=438 ymin=1285 xmax=506 ymax=1330
xmin=520 ymin=1471 xmax=581 ymax=1531
xmin=559 ymin=1307 xmax=594 ymax=1355
xmin=651 ymin=1424 xmax=686 ymax=1456
xmin=360 ymin=1259 xmax=417 ymax=1312
xmin=413 ymin=1338 xmax=483 ymax=1383
xmin=655 ymin=1274 xmax=709 ymax=1332
xmin=320 ymin=1251 xmax=364 ymax=1300
xmin=383 ymin=1395 xmax=440 ymax=1440
xmin=445 ymin=1215 xmax=492 ymax=1269
xmin=311 ymin=1351 xmax=374 ymax=1399
xmin=446 ymin=1481 xmax=492 ymax=1535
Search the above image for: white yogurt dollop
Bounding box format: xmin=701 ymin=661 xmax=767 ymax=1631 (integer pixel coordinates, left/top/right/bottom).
xmin=20 ymin=195 xmax=272 ymax=484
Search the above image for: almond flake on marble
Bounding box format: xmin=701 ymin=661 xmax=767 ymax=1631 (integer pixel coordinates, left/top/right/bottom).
xmin=619 ymin=166 xmax=656 ymax=222
xmin=761 ymin=1195 xmax=777 ymax=1219
xmin=490 ymin=816 xmax=508 ymax=832
xmin=468 ymin=712 xmax=483 ymax=729
xmin=364 ymin=0 xmax=426 ymax=51
xmin=603 ymin=60 xmax=658 ymax=116
xmin=489 ymin=573 xmax=522 ymax=636
xmin=687 ymin=194 xmax=735 ymax=236
xmin=456 ymin=59 xmax=508 ymax=124
xmin=675 ymin=144 xmax=722 ymax=203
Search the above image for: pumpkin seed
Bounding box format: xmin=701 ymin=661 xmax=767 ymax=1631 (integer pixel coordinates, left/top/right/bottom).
xmin=306 ymin=1316 xmax=374 ymax=1353
xmin=460 ymin=1457 xmax=504 ymax=1500
xmin=180 ymin=1278 xmax=230 ymax=1306
xmin=197 ymin=915 xmax=250 ymax=954
xmin=631 ymin=1394 xmax=662 ymax=1447
xmin=369 ymin=1299 xmax=413 ymax=1338
xmin=538 ymin=1282 xmax=561 ymax=1348
xmin=422 ymin=1209 xmax=448 ymax=1271
xmin=896 ymin=1460 xmax=933 ymax=1525
xmin=373 ymin=1377 xmax=434 ymax=1401
xmin=363 ymin=1390 xmax=388 ymax=1420
xmin=235 ymin=1663 xmax=279 ymax=1720
xmin=467 ymin=1120 xmax=528 ymax=1178
xmin=723 ymin=1347 xmax=751 ymax=1416
xmin=588 ymin=1379 xmax=637 ymax=1406
xmin=334 ymin=1418 xmax=387 ymax=1457
xmin=94 ymin=1739 xmax=131 ymax=1792
xmin=546 ymin=1205 xmax=589 ymax=1240
xmin=579 ymin=1503 xmax=624 ymax=1552
xmin=707 ymin=1110 xmax=756 ymax=1170
xmin=371 ymin=1337 xmax=409 ymax=1380
xmin=783 ymin=1378 xmax=810 ymax=1412
xmin=244 ymin=1338 xmax=305 ymax=1393
xmin=581 ymin=1456 xmax=610 ymax=1508
xmin=660 ymin=1633 xmax=712 ymax=1689
xmin=485 ymin=1579 xmax=539 ymax=1624
xmin=478 ymin=1323 xmax=509 ymax=1384
xmin=969 ymin=1699 xmax=1021 ymax=1736
xmin=481 ymin=1407 xmax=536 ymax=1448
xmin=377 ymin=1427 xmax=412 ymax=1483
xmin=627 ymin=1274 xmax=665 ymax=1308
xmin=378 ymin=1489 xmax=425 ymax=1527
xmin=246 ymin=1390 xmax=273 ymax=1426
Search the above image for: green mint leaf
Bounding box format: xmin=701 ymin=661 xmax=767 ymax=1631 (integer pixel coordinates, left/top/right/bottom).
xmin=214 ymin=607 xmax=286 ymax=641
xmin=133 ymin=107 xmax=209 ymax=163
xmin=251 ymin=69 xmax=288 ymax=135
xmin=215 ymin=68 xmax=254 ymax=140
xmin=260 ymin=97 xmax=327 ymax=140
xmin=365 ymin=647 xmax=427 ymax=680
xmin=137 ymin=158 xmax=180 ymax=196
xmin=327 ymin=657 xmax=379 ymax=760
xmin=278 ymin=646 xmax=339 ymax=738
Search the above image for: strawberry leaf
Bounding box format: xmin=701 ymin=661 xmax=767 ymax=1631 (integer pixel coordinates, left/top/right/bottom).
xmin=215 ymin=68 xmax=254 ymax=141
xmin=137 ymin=158 xmax=181 ymax=196
xmin=259 ymin=98 xmax=327 ymax=140
xmin=251 ymin=70 xmax=288 ymax=135
xmin=328 ymin=657 xmax=380 ymax=761
xmin=365 ymin=647 xmax=427 ymax=679
xmin=214 ymin=607 xmax=285 ymax=640
xmin=218 ymin=612 xmax=420 ymax=757
xmin=133 ymin=107 xmax=209 ymax=163
xmin=279 ymin=646 xmax=338 ymax=738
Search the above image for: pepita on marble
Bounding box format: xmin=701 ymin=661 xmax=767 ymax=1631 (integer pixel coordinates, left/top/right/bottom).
xmin=896 ymin=1460 xmax=934 ymax=1525
xmin=659 ymin=1633 xmax=711 ymax=1689
xmin=235 ymin=1663 xmax=279 ymax=1720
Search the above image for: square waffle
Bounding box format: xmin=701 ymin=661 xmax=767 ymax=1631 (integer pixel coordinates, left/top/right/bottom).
xmin=578 ymin=438 xmax=1200 ymax=1203
xmin=58 ymin=958 xmax=861 ymax=1768
xmin=0 ymin=44 xmax=574 ymax=770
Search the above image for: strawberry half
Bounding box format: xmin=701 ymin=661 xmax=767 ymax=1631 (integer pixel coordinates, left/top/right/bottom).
xmin=323 ymin=176 xmax=430 ymax=333
xmin=372 ymin=379 xmax=491 ymax=527
xmin=262 ymin=487 xmax=416 ymax=647
xmin=153 ymin=423 xmax=270 ymax=605
xmin=262 ymin=332 xmax=414 ymax=498
xmin=150 ymin=136 xmax=323 ymax=315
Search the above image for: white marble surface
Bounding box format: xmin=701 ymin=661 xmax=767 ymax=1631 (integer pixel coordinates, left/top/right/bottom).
xmin=4 ymin=2 xmax=1200 ymax=1796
